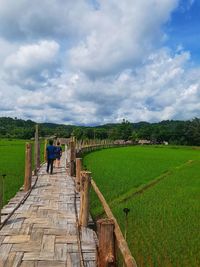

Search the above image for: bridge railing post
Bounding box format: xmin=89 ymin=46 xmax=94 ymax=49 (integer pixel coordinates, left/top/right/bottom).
xmin=69 ymin=137 xmax=76 ymax=176
xmin=76 ymin=158 xmax=82 ymax=192
xmin=0 ymin=175 xmax=3 ymax=224
xmin=37 ymin=137 xmax=40 ymax=169
xmin=65 ymin=144 xmax=68 ymax=169
xmin=79 ymin=171 xmax=91 ymax=227
xmin=34 ymin=124 xmax=40 ymax=175
xmin=24 ymin=143 xmax=32 ymax=192
xmin=97 ymin=218 xmax=116 ymax=267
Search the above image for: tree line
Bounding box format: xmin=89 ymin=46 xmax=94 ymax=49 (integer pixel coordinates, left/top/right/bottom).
xmin=1 ymin=117 xmax=200 ymax=146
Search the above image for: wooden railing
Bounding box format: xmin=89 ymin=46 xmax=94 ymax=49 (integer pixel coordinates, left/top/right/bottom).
xmin=67 ymin=137 xmax=137 ymax=267
xmin=0 ymin=124 xmax=44 ymax=226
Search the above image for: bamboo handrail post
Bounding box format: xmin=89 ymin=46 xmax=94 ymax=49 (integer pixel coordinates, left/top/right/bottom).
xmin=79 ymin=171 xmax=84 ymax=225
xmin=79 ymin=171 xmax=91 ymax=227
xmin=97 ymin=218 xmax=116 ymax=267
xmin=37 ymin=137 xmax=40 ymax=169
xmin=0 ymin=175 xmax=3 ymax=224
xmin=65 ymin=144 xmax=68 ymax=169
xmin=34 ymin=124 xmax=39 ymax=175
xmin=76 ymin=158 xmax=82 ymax=192
xmin=24 ymin=143 xmax=32 ymax=192
xmin=69 ymin=139 xmax=76 ymax=176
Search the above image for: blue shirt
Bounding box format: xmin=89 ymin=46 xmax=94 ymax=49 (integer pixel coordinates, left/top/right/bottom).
xmin=46 ymin=145 xmax=56 ymax=159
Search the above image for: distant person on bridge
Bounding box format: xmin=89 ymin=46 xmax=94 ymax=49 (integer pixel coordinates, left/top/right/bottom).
xmin=46 ymin=139 xmax=56 ymax=174
xmin=55 ymin=141 xmax=62 ymax=168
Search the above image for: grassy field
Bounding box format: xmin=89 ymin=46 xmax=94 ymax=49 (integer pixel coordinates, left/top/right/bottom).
xmin=83 ymin=146 xmax=200 ymax=267
xmin=0 ymin=139 xmax=44 ymax=205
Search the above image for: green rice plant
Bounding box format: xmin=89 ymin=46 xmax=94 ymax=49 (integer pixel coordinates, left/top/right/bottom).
xmin=84 ymin=146 xmax=200 ymax=267
xmin=112 ymin=160 xmax=200 ymax=267
xmin=0 ymin=139 xmax=44 ymax=205
xmin=0 ymin=139 xmax=26 ymax=204
xmin=84 ymin=146 xmax=200 ymax=214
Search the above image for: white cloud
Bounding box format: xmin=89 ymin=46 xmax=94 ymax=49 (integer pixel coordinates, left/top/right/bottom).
xmin=0 ymin=38 xmax=17 ymax=64
xmin=4 ymin=40 xmax=59 ymax=69
xmin=0 ymin=0 xmax=200 ymax=125
xmin=0 ymin=0 xmax=92 ymax=40
xmin=3 ymin=40 xmax=59 ymax=89
xmin=69 ymin=0 xmax=179 ymax=76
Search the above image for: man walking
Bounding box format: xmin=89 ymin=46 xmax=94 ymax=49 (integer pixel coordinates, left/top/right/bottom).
xmin=46 ymin=139 xmax=56 ymax=174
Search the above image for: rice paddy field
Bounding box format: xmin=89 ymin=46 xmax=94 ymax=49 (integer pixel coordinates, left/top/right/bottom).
xmin=83 ymin=146 xmax=200 ymax=267
xmin=0 ymin=139 xmax=44 ymax=205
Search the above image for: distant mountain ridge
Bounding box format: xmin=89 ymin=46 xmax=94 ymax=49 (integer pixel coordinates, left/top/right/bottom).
xmin=0 ymin=116 xmax=200 ymax=146
xmin=0 ymin=117 xmax=75 ymax=139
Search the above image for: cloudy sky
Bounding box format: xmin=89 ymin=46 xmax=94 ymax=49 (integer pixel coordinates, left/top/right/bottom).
xmin=0 ymin=0 xmax=200 ymax=125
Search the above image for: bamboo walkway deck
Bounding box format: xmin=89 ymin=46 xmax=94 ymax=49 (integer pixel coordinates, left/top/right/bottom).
xmin=0 ymin=159 xmax=97 ymax=267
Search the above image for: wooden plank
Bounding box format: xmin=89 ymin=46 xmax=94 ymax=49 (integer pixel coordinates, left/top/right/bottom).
xmin=0 ymin=229 xmax=20 ymax=236
xmin=44 ymin=229 xmax=70 ymax=236
xmin=20 ymin=261 xmax=35 ymax=267
xmin=40 ymin=235 xmax=55 ymax=259
xmin=3 ymin=252 xmax=16 ymax=267
xmin=1 ymin=208 xmax=14 ymax=214
xmin=56 ymin=235 xmax=77 ymax=243
xmin=38 ymin=261 xmax=66 ymax=267
xmin=11 ymin=241 xmax=41 ymax=252
xmin=54 ymin=244 xmax=68 ymax=261
xmin=23 ymin=252 xmax=40 ymax=261
xmin=67 ymin=253 xmax=81 ymax=266
xmin=0 ymin=236 xmax=5 ymax=244
xmin=30 ymin=228 xmax=44 ymax=243
xmin=85 ymin=261 xmax=97 ymax=267
xmin=18 ymin=224 xmax=30 ymax=235
xmin=12 ymin=217 xmax=24 ymax=229
xmin=24 ymin=218 xmax=50 ymax=224
xmin=81 ymin=227 xmax=96 ymax=244
xmin=4 ymin=252 xmax=23 ymax=267
xmin=0 ymin=244 xmax=12 ymax=265
xmin=3 ymin=235 xmax=30 ymax=244
xmin=83 ymin=253 xmax=97 ymax=261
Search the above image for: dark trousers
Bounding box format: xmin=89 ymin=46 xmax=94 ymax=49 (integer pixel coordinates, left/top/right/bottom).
xmin=47 ymin=159 xmax=54 ymax=174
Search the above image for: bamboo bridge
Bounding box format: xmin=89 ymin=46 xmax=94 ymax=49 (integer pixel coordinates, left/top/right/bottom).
xmin=0 ymin=126 xmax=137 ymax=267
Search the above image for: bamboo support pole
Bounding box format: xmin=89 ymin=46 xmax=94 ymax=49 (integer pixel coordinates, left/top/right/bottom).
xmin=76 ymin=158 xmax=82 ymax=192
xmin=34 ymin=124 xmax=39 ymax=174
xmin=69 ymin=139 xmax=76 ymax=176
xmin=37 ymin=138 xmax=40 ymax=169
xmin=24 ymin=143 xmax=32 ymax=192
xmin=97 ymin=218 xmax=116 ymax=267
xmin=91 ymin=179 xmax=137 ymax=267
xmin=79 ymin=171 xmax=91 ymax=227
xmin=65 ymin=144 xmax=68 ymax=169
xmin=0 ymin=175 xmax=3 ymax=224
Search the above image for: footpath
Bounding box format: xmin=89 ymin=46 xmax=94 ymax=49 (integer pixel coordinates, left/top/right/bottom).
xmin=0 ymin=158 xmax=97 ymax=267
